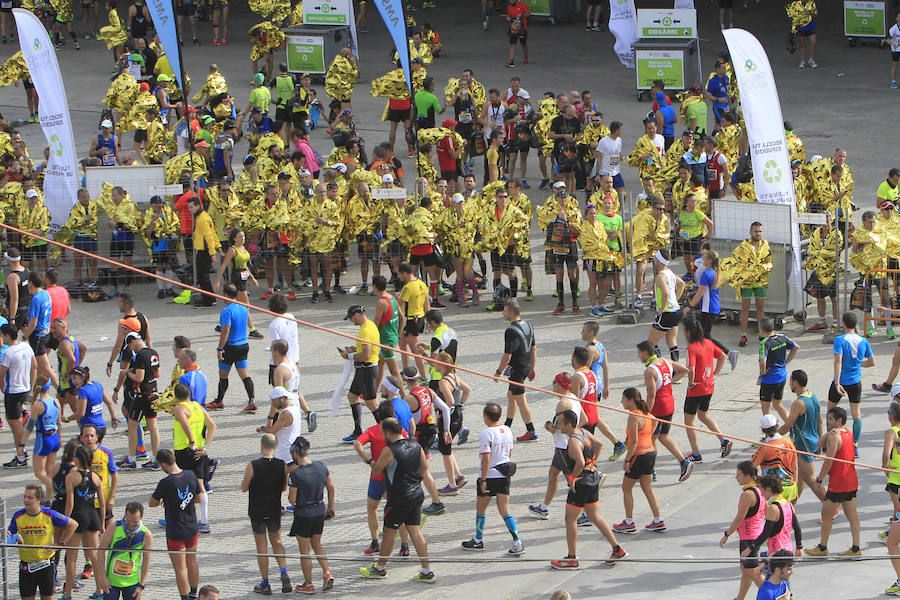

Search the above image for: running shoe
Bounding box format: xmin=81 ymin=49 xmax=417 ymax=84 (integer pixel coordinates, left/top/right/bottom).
xmin=739 ymin=335 xmax=748 ymax=347
xmin=461 ymin=538 xmax=484 ymax=551
xmin=431 ymin=299 xmax=446 ymax=308
xmin=608 ymin=441 xmax=626 ymax=461
xmin=550 ymin=557 xmax=579 ymax=569
xmin=438 ymin=484 xmax=459 ymax=495
xmin=590 ymin=306 xmax=604 ymax=317
xmin=243 ymin=403 xmax=258 ymax=414
xmin=645 ymin=520 xmax=667 ymax=532
xmin=307 ymin=412 xmax=317 ymax=432
xmin=613 ymin=520 xmax=636 ymax=534
xmin=0 ymin=418 xmax=4 ymax=429
xmin=211 ymin=38 xmax=220 ymax=46
xmin=206 ymin=401 xmax=224 ymax=410
xmin=874 ymin=382 xmax=893 ymax=393
xmin=413 ymin=570 xmax=435 ymax=583
xmin=116 ymin=458 xmax=137 ymax=470
xmin=807 ymin=321 xmax=827 ymax=331
xmin=87 ymin=593 xmax=102 ymax=600
xmin=357 ymin=284 xmax=369 ymax=296
xmin=3 ymin=456 xmax=27 ymax=468
xmin=807 ymin=58 xmax=818 ymax=68
xmin=688 ymin=453 xmax=703 ymax=463
xmin=553 ymin=304 xmax=565 ymax=315
xmin=798 ymin=60 xmax=806 ymax=69
xmin=885 ymin=579 xmax=900 ymax=595
xmin=605 ymin=546 xmax=628 ymax=564
xmin=141 ymin=460 xmax=160 ymax=471
xmin=456 ymin=474 xmax=467 ymax=488
xmin=506 ymin=60 xmax=515 ymax=68
xmin=727 ymin=350 xmax=739 ymax=371
xmin=521 ymin=179 xmax=530 ymax=189
xmin=207 ymin=458 xmax=220 ymax=481
xmin=837 ymin=547 xmax=861 ymax=558
xmin=889 ymin=326 xmax=896 ymax=340
xmin=364 ymin=540 xmax=380 ymax=554
xmin=457 ymin=428 xmax=469 ymax=444
xmin=294 ymin=582 xmax=314 ymax=594
xmin=261 ymin=289 xmax=274 ymax=300
xmin=398 ymin=543 xmax=410 ymax=556
xmin=360 ymin=564 xmax=387 ymax=579
xmin=322 ymin=572 xmax=334 ymax=590
xmin=893 ymin=81 xmax=899 ymax=89
xmin=248 ymin=329 xmax=264 ymax=340
xmin=880 ymin=530 xmax=890 ymax=542
xmin=523 ymin=57 xmax=528 ymax=64
xmin=80 ymin=564 xmax=93 ymax=579
xmin=485 ymin=301 xmax=498 ymax=311
xmin=678 ymin=459 xmax=693 ymax=482
xmin=198 ymin=523 xmax=210 ymax=534
xmin=572 ymin=304 xmax=581 ymax=315
xmin=287 ymin=290 xmax=297 ymax=301
xmin=867 ymin=325 xmax=876 ymax=337
xmin=74 ymin=41 xmax=80 ymax=50
xmin=804 ymin=545 xmax=828 ymax=557
xmin=342 ymin=432 xmax=360 ymax=443
xmin=721 ymin=439 xmax=734 ymax=458
xmin=528 ymin=504 xmax=549 ymax=519
xmin=576 ymin=513 xmax=591 ymax=527
xmin=422 ymin=502 xmax=446 ymax=515
xmin=508 ymin=539 xmax=525 ymax=555
xmin=516 ymin=431 xmax=538 ymax=442
xmin=253 ymin=581 xmax=272 ymax=595
xmin=633 ymin=295 xmax=643 ymax=309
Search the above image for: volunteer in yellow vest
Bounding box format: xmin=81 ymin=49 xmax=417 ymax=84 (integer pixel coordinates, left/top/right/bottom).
xmin=172 ymin=383 xmax=217 ymax=534
xmin=95 ymin=501 xmax=152 ymax=599
xmin=397 ymin=262 xmax=431 ymax=379
xmin=676 ymin=194 xmax=713 ymax=277
xmin=883 ymin=402 xmax=900 ymax=523
xmin=7 ymin=484 xmax=78 ymax=600
xmin=339 ymin=305 xmax=380 ymax=442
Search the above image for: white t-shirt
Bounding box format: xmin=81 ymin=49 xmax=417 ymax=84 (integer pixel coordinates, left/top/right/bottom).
xmin=890 ymin=24 xmax=900 ymax=51
xmin=650 ymin=134 xmax=665 ymax=162
xmin=274 ymin=403 xmax=304 ymax=462
xmin=479 ymin=424 xmax=513 ymax=478
xmin=595 ymin=135 xmax=623 ymax=177
xmin=1 ymin=342 xmax=34 ymax=394
xmin=268 ymin=314 xmax=300 ymax=365
xmin=553 ymin=395 xmax=583 ymax=449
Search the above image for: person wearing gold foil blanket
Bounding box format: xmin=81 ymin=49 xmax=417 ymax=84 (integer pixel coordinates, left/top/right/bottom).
xmin=325 ymin=48 xmax=359 ymax=114
xmin=481 ymin=184 xmax=528 ymax=311
xmin=97 ymin=184 xmax=141 ymax=295
xmin=628 ymin=197 xmax=670 ymax=308
xmin=786 ymin=0 xmax=817 ymax=69
xmin=538 ymin=181 xmax=582 ymax=315
xmin=851 ymin=211 xmax=890 ymax=337
xmin=143 ymin=195 xmax=181 ymax=299
xmin=61 ymin=189 xmax=100 ymax=284
xmin=305 ymin=182 xmax=343 ymax=304
xmin=721 ymin=222 xmax=772 ymax=348
xmin=804 ymin=213 xmax=841 ymax=333
xmin=628 ymin=118 xmax=665 ymax=191
xmin=878 ymin=200 xmax=900 ymax=317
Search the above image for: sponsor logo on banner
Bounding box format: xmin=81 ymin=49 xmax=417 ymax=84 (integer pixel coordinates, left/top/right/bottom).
xmin=609 ymin=0 xmax=637 ymax=68
xmin=374 ymin=0 xmax=412 ymax=92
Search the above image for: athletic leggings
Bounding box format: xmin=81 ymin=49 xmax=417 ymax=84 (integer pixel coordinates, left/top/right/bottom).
xmin=700 ymin=311 xmax=730 ymax=354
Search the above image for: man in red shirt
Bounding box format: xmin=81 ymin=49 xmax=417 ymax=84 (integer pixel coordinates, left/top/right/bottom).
xmin=683 ymin=318 xmax=732 ymax=462
xmin=44 ymin=269 xmax=70 ymax=324
xmin=352 ymin=401 xmax=409 ymax=555
xmin=436 ymin=119 xmax=461 ymax=193
xmin=506 ymin=0 xmax=529 ymax=68
xmin=173 ymin=175 xmax=205 ymax=271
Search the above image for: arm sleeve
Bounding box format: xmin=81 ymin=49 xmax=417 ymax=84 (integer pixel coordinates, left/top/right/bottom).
xmin=433 ymin=395 xmax=451 ymax=431
xmin=792 ymin=513 xmax=803 ymax=548
xmin=749 ymin=518 xmax=777 ymax=553
xmin=430 ymin=337 xmax=441 ymax=353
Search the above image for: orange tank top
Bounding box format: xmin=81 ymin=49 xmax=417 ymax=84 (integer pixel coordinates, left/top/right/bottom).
xmin=628 ymin=410 xmax=655 ymax=455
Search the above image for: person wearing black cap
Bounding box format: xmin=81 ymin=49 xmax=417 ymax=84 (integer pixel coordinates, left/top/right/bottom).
xmin=144 ymin=195 xmax=181 ymax=299
xmin=211 ymin=120 xmax=236 ymax=181
xmin=339 ymin=305 xmax=380 ymax=442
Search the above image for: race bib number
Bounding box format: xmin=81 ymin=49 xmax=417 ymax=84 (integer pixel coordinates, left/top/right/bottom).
xmin=27 ymin=560 xmax=51 ymax=573
xmin=112 ymin=557 xmax=134 ymax=576
xmin=240 ymin=269 xmax=250 ymax=281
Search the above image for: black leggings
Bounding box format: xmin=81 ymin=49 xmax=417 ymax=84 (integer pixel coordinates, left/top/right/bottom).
xmin=700 ymin=312 xmax=730 ymax=354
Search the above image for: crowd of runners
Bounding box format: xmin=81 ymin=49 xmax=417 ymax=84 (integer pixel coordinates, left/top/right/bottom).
xmin=3 ymin=0 xmax=900 ymax=599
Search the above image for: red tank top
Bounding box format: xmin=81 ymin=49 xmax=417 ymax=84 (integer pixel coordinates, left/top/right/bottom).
xmin=650 ymin=360 xmax=674 ymax=417
xmin=707 ymin=151 xmax=725 ymax=191
xmin=576 ymin=368 xmax=599 ymax=425
xmin=410 ymin=385 xmax=433 ymax=425
xmin=827 ymin=428 xmax=858 ymax=493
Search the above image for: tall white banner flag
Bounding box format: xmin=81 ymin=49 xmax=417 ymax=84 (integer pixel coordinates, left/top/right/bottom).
xmin=609 ymin=0 xmax=637 ymax=68
xmin=13 ymin=8 xmax=78 ymax=233
xmin=722 ymin=28 xmax=801 ymax=288
xmin=674 ymin=0 xmax=694 ymax=8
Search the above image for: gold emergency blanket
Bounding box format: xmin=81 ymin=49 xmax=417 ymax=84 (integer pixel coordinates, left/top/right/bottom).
xmin=0 ymin=52 xmax=29 ymax=87
xmin=580 ymin=218 xmax=621 ymax=266
xmin=786 ymin=132 xmax=805 ymax=163
xmin=165 ymin=152 xmax=208 ymax=183
xmin=804 ymin=226 xmax=841 ymax=286
xmin=715 ymin=123 xmax=742 ymax=172
xmin=677 ymin=91 xmax=703 ymax=126
xmin=371 ymin=67 xmax=427 ymax=100
xmin=95 ymin=183 xmax=142 ymax=232
xmin=120 ymin=91 xmax=159 ymax=132
xmin=98 ymin=9 xmax=128 ymax=49
xmin=104 ymin=72 xmax=140 ymax=115
xmin=534 ymin=97 xmax=559 ymax=154
xmin=249 ymin=22 xmax=286 ymax=62
xmin=628 ymin=135 xmax=662 ymax=183
xmin=721 ymin=239 xmax=773 ymax=296
xmin=658 ymin=139 xmax=693 ymax=186
xmin=249 ymin=0 xmax=290 ymax=20
xmin=444 ymin=77 xmax=487 ymax=115
xmin=850 ymin=226 xmax=887 ymax=275
xmin=627 ymin=207 xmax=670 ymax=261
xmin=18 ymin=200 xmax=50 ymax=247
xmin=140 ymin=206 xmax=180 ymax=252
xmin=786 ymin=0 xmax=817 ymax=31
xmin=325 ymin=54 xmax=359 ymax=100
xmin=192 ymin=71 xmax=228 ymax=105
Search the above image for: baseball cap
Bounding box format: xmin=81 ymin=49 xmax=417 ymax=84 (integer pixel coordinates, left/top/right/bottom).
xmin=25 ymin=189 xmax=38 ymax=199
xmin=125 ymin=331 xmax=141 ymax=344
xmin=382 ymin=174 xmax=394 ymax=183
xmin=329 ymin=163 xmax=347 ymax=174
xmin=299 ymin=168 xmax=311 ymax=177
xmin=156 ymin=74 xmax=172 ymax=82
xmin=682 ymin=130 xmax=694 ymax=138
xmin=343 ymin=304 xmax=365 ymax=320
xmin=442 ymin=118 xmax=458 ymax=128
xmin=451 ymin=193 xmax=465 ymax=203
xmin=760 ymin=414 xmax=778 ymax=429
xmin=553 ymin=372 xmax=572 ymax=389
xmin=881 ymin=201 xmax=895 ymax=210
xmin=269 ymin=386 xmax=289 ymax=400
xmin=139 ymin=82 xmax=150 ymax=92
xmin=277 ymin=172 xmax=292 ymax=181
xmin=253 ymin=73 xmax=265 ymax=85
xmin=201 ymin=115 xmax=215 ymax=124
xmin=100 ymin=119 xmax=113 ymax=128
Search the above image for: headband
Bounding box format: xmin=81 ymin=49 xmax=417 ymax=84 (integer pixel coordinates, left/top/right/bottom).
xmin=653 ymin=249 xmax=669 ymax=265
xmin=381 ymin=379 xmax=400 ymax=395
xmin=4 ymin=253 xmax=20 ymax=262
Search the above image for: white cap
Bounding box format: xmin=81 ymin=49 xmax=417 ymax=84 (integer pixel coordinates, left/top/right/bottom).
xmin=329 ymin=163 xmax=347 ymax=174
xmin=760 ymin=414 xmax=778 ymax=429
xmin=891 ymin=383 xmax=900 ymax=399
xmin=100 ymin=119 xmax=113 ymax=128
xmin=451 ymin=193 xmax=465 ymax=203
xmin=552 ymin=181 xmax=566 ymax=190
xmin=270 ymin=386 xmax=290 ymax=400
xmin=382 ymin=174 xmax=394 ymax=183
xmin=25 ymin=189 xmax=38 ymax=198
xmin=299 ymin=168 xmax=311 ymax=177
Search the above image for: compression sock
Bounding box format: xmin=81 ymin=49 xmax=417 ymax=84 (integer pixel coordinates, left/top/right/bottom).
xmin=509 ymin=277 xmax=518 ymax=297
xmin=556 ymin=280 xmax=564 ymax=303
xmin=853 ymin=418 xmax=862 ymax=445
xmin=242 ymin=377 xmax=255 ymax=403
xmin=504 ymin=418 xmax=513 ymax=428
xmin=430 ymin=281 xmax=439 ymax=300
xmin=526 ymin=422 xmax=535 ymax=433
xmin=503 ymin=514 xmax=519 ymax=541
xmin=569 ymin=278 xmax=578 ymax=303
xmin=478 ymin=256 xmax=487 ymax=277
xmin=468 ymin=275 xmax=478 ymax=293
xmin=334 ymin=271 xmax=341 ymax=287
xmin=351 ymin=403 xmax=363 ymax=435
xmin=199 ymin=491 xmax=209 ymax=525
xmin=455 ymin=281 xmax=464 ymax=301
xmin=216 ymin=378 xmax=229 ymax=403
xmin=157 ymin=275 xmax=164 ymax=290
xmin=654 ymin=345 xmax=662 ymax=358
xmin=492 ymin=277 xmax=501 ymax=291
xmin=136 ymin=426 xmax=144 ymax=449
xmin=475 ymin=513 xmax=486 ymax=540
xmin=670 ymin=345 xmax=679 ymax=363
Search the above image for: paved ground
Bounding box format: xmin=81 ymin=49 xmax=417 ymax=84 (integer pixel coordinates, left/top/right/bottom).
xmin=2 ymin=1 xmax=900 ymax=599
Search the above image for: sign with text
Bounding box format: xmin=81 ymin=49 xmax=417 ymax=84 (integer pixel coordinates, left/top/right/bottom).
xmin=150 ymin=184 xmax=185 ymax=196
xmin=636 ymin=50 xmax=685 ymax=89
xmin=372 ymin=187 xmax=408 ymax=200
xmin=844 ymin=1 xmax=885 ymax=37
xmin=286 ymin=35 xmax=326 ymax=74
xmin=526 ymin=0 xmax=551 ymax=17
xmin=636 ymin=9 xmax=696 ymax=38
xmin=303 ymin=0 xmax=350 ymax=25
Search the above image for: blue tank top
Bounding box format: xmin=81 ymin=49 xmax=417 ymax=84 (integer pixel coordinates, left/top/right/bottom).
xmin=790 ymin=391 xmax=820 ymax=453
xmin=153 ymin=87 xmax=170 ymax=118
xmin=97 ymin=134 xmax=117 ymax=166
xmin=36 ymin=398 xmax=59 ymax=434
xmin=78 ymin=381 xmax=107 ymax=429
xmin=590 ymin=341 xmax=605 ymax=390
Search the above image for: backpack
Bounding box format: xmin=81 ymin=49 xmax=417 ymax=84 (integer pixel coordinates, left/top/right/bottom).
xmin=735 ymin=154 xmax=753 ymax=184
xmin=491 ymin=284 xmax=510 ymax=310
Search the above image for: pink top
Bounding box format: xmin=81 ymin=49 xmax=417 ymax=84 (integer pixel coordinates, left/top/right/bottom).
xmin=47 ymin=285 xmax=70 ymax=324
xmin=293 ymin=139 xmax=321 ymax=173
xmin=768 ymin=497 xmax=794 ymax=553
xmin=737 ymin=485 xmax=765 ymax=541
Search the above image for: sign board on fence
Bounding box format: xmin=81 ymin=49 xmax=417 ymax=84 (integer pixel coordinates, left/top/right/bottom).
xmin=526 ymin=0 xmax=551 ymax=17
xmin=635 ymin=50 xmax=685 ymax=89
xmin=636 ymin=9 xmax=696 ymax=38
xmin=286 ymin=35 xmax=326 ymax=74
xmin=303 ymin=0 xmax=351 ymax=25
xmin=372 ymin=188 xmax=408 ymax=200
xmin=795 ymin=212 xmax=828 ymax=225
xmin=844 ymin=1 xmax=885 ymax=37
xmin=150 ymin=184 xmax=185 ymax=196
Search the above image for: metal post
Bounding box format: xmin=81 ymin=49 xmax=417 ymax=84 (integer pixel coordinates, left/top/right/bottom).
xmin=1 ymin=496 xmax=8 ymax=600
xmin=617 ymin=190 xmax=638 ymax=323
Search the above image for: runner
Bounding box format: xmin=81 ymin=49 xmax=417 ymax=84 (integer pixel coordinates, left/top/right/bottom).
xmin=149 ymin=449 xmax=203 ymax=600
xmin=720 ymin=461 xmax=765 ymax=600
xmin=550 ymin=409 xmax=627 ymax=569
xmin=742 ymin=474 xmax=802 ymax=559
xmin=360 ymin=417 xmax=435 ymax=583
xmin=52 ymin=319 xmax=86 ymax=416
xmin=79 ymin=424 xmax=118 ymax=527
xmin=433 ymin=352 xmax=470 ymax=493
xmin=259 ymin=387 xmax=305 ymax=467
xmin=287 ymin=436 xmax=335 ymax=594
xmin=6 ymin=484 xmax=78 ymax=600
xmin=613 ymin=387 xmax=664 ymax=534
xmin=756 ymin=549 xmax=794 ymax=600
xmin=172 ymin=383 xmax=216 ymax=534
xmin=683 ymin=248 xmax=738 ymax=369
xmin=752 ymin=414 xmax=800 ymax=503
xmin=122 ymin=332 xmax=160 ymax=470
xmin=397 ymin=262 xmax=430 ymax=379
xmin=460 ymin=402 xmax=524 ymax=555
xmin=495 ymin=300 xmax=538 ymax=441
xmin=402 ymin=366 xmax=448 ymax=516
xmin=213 ymin=228 xmax=263 ymax=340
xmin=580 ymin=321 xmax=627 ymax=460
xmin=1 ymin=323 xmax=36 ymax=469
xmin=637 ymin=340 xmax=693 ymax=482
xmin=5 ymin=248 xmax=31 ymax=330
xmin=266 ymin=294 xmax=299 ymax=385
xmin=420 ymin=310 xmax=458 ymax=391
xmin=63 ymin=445 xmax=105 ymax=600
xmin=884 ymin=403 xmax=900 ymax=533
xmin=682 ymin=316 xmax=733 ymax=462
xmin=29 ymin=380 xmax=61 ymax=495
xmin=805 ymin=407 xmax=861 ymax=558
xmin=778 ymin=369 xmax=824 ymax=500
xmin=210 ymin=284 xmax=256 ymax=413
xmin=373 ymin=275 xmax=403 ymax=390
xmin=758 ymin=317 xmax=799 ymax=422
xmin=647 ymin=249 xmax=684 ymax=363
xmin=22 ymin=272 xmax=54 ymax=389
xmin=569 ymin=346 xmax=623 ymax=455
xmin=828 ymin=312 xmax=875 ymax=455
xmin=339 ymin=304 xmax=380 ymax=442
xmin=94 ymin=502 xmax=152 ymax=600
